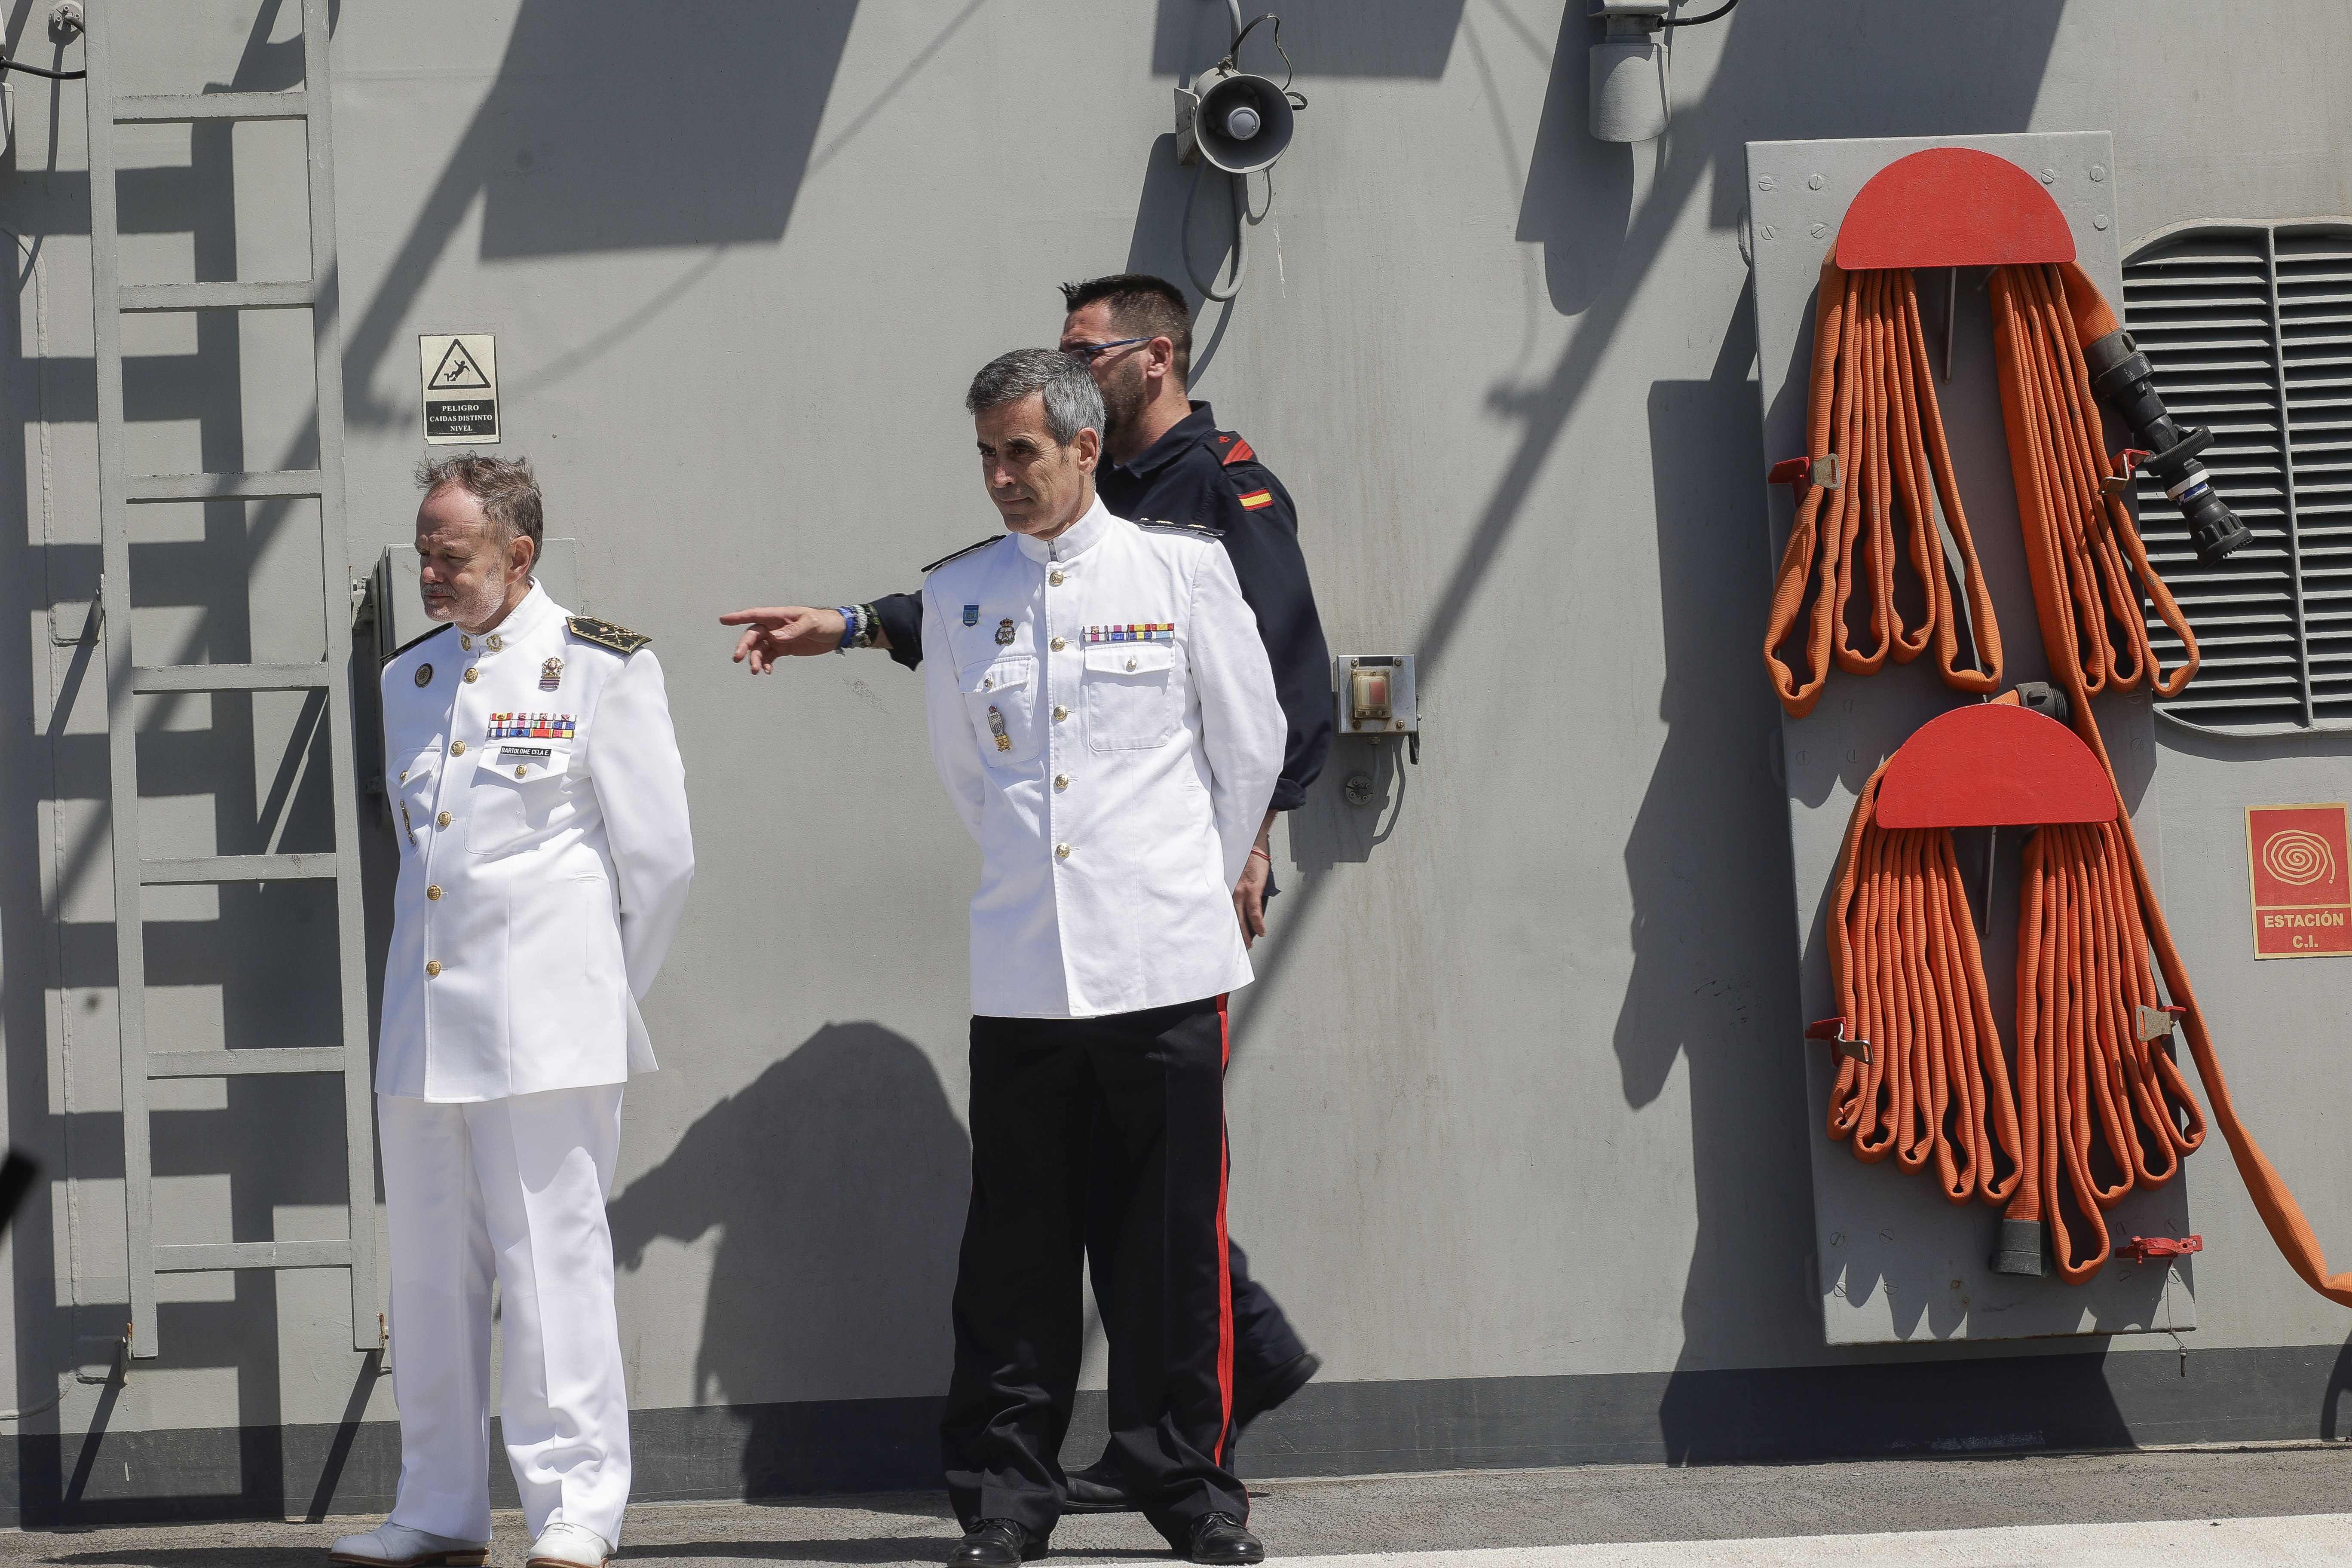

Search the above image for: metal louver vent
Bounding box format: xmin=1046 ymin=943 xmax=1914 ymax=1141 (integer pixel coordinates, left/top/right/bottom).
xmin=2122 ymin=220 xmax=2352 ymax=734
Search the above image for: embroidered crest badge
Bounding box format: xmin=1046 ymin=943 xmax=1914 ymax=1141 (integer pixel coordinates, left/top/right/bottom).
xmin=540 ymin=657 xmax=563 ymax=692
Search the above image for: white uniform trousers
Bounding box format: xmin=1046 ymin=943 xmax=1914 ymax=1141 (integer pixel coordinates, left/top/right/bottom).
xmin=379 ymin=1085 xmax=631 ymax=1543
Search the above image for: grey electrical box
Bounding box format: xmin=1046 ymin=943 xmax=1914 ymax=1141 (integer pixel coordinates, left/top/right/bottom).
xmin=1333 ymin=653 xmax=1418 ymax=738
xmin=372 ymin=537 xmax=582 ymax=663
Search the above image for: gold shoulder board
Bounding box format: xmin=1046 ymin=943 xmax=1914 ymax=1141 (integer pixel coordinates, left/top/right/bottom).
xmin=922 ymin=536 xmax=1002 ymax=573
xmin=567 ymin=615 xmax=652 ymax=655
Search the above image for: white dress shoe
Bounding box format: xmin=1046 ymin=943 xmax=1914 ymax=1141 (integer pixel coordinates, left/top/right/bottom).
xmin=525 ymin=1523 xmax=613 ymax=1568
xmin=328 ymin=1523 xmax=490 ymax=1567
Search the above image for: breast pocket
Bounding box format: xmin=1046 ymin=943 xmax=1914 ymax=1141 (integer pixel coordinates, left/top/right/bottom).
xmin=466 ymin=744 xmax=579 ymax=855
xmin=962 ymin=655 xmax=1040 ymax=767
xmin=1082 ymin=642 xmax=1179 ymax=750
xmin=391 ymin=749 xmax=440 ymax=853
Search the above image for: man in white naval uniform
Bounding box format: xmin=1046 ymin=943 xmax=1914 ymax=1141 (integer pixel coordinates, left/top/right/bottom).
xmin=331 ymin=457 xmax=692 ymax=1568
xmin=924 ymin=352 xmax=1283 ymax=1568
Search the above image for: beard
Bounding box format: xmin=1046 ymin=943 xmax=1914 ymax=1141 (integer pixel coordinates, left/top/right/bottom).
xmin=1097 ymin=358 xmax=1148 ymax=447
xmin=424 ymin=564 xmax=518 ymax=629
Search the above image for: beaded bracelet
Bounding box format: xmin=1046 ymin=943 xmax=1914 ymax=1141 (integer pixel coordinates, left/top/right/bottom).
xmin=851 ymin=603 xmax=881 ymax=649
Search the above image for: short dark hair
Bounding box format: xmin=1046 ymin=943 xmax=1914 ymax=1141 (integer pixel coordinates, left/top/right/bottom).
xmin=415 ymin=453 xmax=544 ymax=558
xmin=1060 ymin=273 xmax=1193 ymax=384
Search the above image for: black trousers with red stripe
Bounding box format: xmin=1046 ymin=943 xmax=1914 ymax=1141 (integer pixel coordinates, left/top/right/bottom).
xmin=942 ymin=996 xmax=1246 ymax=1545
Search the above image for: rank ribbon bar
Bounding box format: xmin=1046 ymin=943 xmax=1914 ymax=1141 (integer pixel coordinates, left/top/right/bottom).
xmin=488 ymin=711 xmax=576 ymax=741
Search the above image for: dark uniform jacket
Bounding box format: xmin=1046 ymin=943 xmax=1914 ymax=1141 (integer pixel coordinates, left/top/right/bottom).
xmin=873 ymin=401 xmax=1332 ymax=811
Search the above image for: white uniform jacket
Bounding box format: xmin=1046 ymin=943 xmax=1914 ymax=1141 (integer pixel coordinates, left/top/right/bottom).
xmin=377 ymin=584 xmax=694 ymax=1101
xmin=922 ymin=499 xmax=1285 ymax=1019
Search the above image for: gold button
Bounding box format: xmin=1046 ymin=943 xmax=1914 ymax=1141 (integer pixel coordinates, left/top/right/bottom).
xmin=515 ymin=765 xmax=528 ymax=778
xmin=1052 ymin=705 xmax=1069 ymax=721
xmin=1054 ymin=774 xmax=1069 ymax=790
xmin=463 ymin=667 xmax=479 ymax=683
xmin=398 ymin=769 xmax=407 ymax=782
xmin=1126 ymin=658 xmax=1137 ymax=671
xmin=460 ymin=635 xmax=472 ymax=650
xmin=1050 ymin=636 xmax=1066 ymax=652
xmin=450 ymin=741 xmax=466 ymax=756
xmin=1048 ymin=570 xmax=1066 ymax=586
xmin=437 ymin=811 xmax=452 ymax=828
xmin=983 ymin=678 xmax=994 ymax=690
xmin=426 ymin=884 xmax=442 ymax=900
xmin=1054 ymin=843 xmax=1071 ymax=859
xmin=425 ymin=959 xmax=442 ymax=977
xmin=487 ymin=634 xmax=503 ymax=652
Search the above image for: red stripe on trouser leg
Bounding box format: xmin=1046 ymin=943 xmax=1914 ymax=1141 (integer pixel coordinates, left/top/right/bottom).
xmin=1214 ymin=995 xmax=1235 ymax=1463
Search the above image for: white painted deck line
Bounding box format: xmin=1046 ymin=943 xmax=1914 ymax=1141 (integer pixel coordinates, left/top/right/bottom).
xmin=1270 ymin=1513 xmax=2352 ymax=1567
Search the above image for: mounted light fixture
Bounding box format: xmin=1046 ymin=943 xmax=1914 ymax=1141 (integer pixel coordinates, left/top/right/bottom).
xmin=1588 ymin=0 xmax=1738 ymax=144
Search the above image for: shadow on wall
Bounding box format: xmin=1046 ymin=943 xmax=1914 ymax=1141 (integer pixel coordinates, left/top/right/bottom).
xmin=606 ymin=1023 xmax=969 ymax=1496
xmin=1151 ymin=0 xmax=1466 ymax=80
xmin=1514 ymin=7 xmax=1634 ymax=317
xmin=337 ymin=0 xmax=862 ymax=428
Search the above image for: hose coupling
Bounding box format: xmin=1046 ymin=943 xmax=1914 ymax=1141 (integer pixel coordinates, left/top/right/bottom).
xmin=2011 ymin=681 xmax=2070 ymax=727
xmin=1990 ymin=1217 xmax=2048 ymax=1277
xmin=2083 ymin=329 xmax=2251 ymax=566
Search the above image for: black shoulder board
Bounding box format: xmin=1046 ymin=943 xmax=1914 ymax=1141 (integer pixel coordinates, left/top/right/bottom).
xmin=567 ymin=615 xmax=652 ymax=655
xmin=922 ymin=535 xmax=1002 ymax=573
xmin=390 ymin=622 xmax=453 ymax=659
xmin=1135 ymin=518 xmax=1224 ymax=539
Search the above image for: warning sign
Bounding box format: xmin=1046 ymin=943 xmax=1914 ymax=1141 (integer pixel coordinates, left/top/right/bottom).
xmin=419 ymin=334 xmax=498 ymax=444
xmin=2246 ymin=803 xmax=2352 ymax=959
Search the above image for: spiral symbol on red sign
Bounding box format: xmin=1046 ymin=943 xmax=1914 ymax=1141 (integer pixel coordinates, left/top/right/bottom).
xmin=2263 ymin=828 xmax=2336 ymax=888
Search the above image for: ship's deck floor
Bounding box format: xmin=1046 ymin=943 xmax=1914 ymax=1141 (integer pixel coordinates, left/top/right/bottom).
xmin=11 ymin=1446 xmax=2352 ymax=1566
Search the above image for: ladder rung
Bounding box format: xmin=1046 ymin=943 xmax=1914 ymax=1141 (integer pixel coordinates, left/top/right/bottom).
xmin=121 ymin=281 xmax=314 ymax=312
xmin=115 ymin=91 xmax=309 ymax=124
xmin=134 ymin=662 xmax=334 ymax=693
xmin=148 ymin=1048 xmax=346 ymax=1079
xmin=155 ymin=1240 xmax=352 ymax=1273
xmin=141 ymin=852 xmax=341 ymax=885
xmin=129 ymin=470 xmax=326 ymax=502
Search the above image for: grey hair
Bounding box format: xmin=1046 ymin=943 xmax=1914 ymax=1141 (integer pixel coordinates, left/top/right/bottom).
xmin=414 ymin=453 xmax=544 ymax=556
xmin=965 ymin=348 xmax=1104 ymax=446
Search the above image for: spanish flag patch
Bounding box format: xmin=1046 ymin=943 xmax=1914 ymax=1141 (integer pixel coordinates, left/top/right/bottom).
xmin=1238 ymin=489 xmax=1274 ymax=511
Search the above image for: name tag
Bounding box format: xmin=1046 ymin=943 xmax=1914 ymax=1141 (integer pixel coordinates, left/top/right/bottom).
xmin=497 ymin=745 xmax=553 ymax=764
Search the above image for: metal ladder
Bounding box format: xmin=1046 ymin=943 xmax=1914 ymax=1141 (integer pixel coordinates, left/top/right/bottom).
xmin=83 ymin=0 xmax=376 ymax=1358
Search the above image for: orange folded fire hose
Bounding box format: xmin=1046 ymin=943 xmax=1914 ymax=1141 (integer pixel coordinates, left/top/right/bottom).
xmin=1994 ymin=262 xmax=2352 ymax=1304
xmin=1763 ymin=255 xmax=2004 ymax=719
xmin=1823 ymin=753 xmax=2023 ymax=1210
xmin=1803 ymin=252 xmax=2352 ymax=1303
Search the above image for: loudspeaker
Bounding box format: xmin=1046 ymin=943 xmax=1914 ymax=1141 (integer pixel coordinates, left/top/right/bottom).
xmin=1180 ymin=67 xmax=1294 ymax=175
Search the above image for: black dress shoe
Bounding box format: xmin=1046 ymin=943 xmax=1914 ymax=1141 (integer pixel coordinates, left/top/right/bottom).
xmin=1232 ymin=1350 xmax=1320 ymax=1436
xmin=1186 ymin=1513 xmax=1264 ymax=1566
xmin=1061 ymin=1459 xmax=1135 ymax=1514
xmin=948 ymin=1520 xmax=1044 ymax=1567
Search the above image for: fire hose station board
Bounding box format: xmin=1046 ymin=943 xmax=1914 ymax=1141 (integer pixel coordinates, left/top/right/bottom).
xmin=419 ymin=333 xmax=498 ymax=444
xmin=1749 ymin=132 xmax=2197 ymax=1346
xmin=2247 ymin=805 xmax=2352 ymax=959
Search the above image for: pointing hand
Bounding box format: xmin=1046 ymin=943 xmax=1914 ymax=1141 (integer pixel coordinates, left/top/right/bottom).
xmin=718 ymin=606 xmax=846 ymax=673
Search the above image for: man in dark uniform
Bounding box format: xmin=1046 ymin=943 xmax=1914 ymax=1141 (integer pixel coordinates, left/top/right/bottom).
xmin=720 ymin=275 xmax=1328 ymax=1510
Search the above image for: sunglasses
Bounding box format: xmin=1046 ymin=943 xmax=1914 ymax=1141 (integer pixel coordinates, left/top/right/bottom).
xmin=1062 ymin=337 xmax=1149 ymax=363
